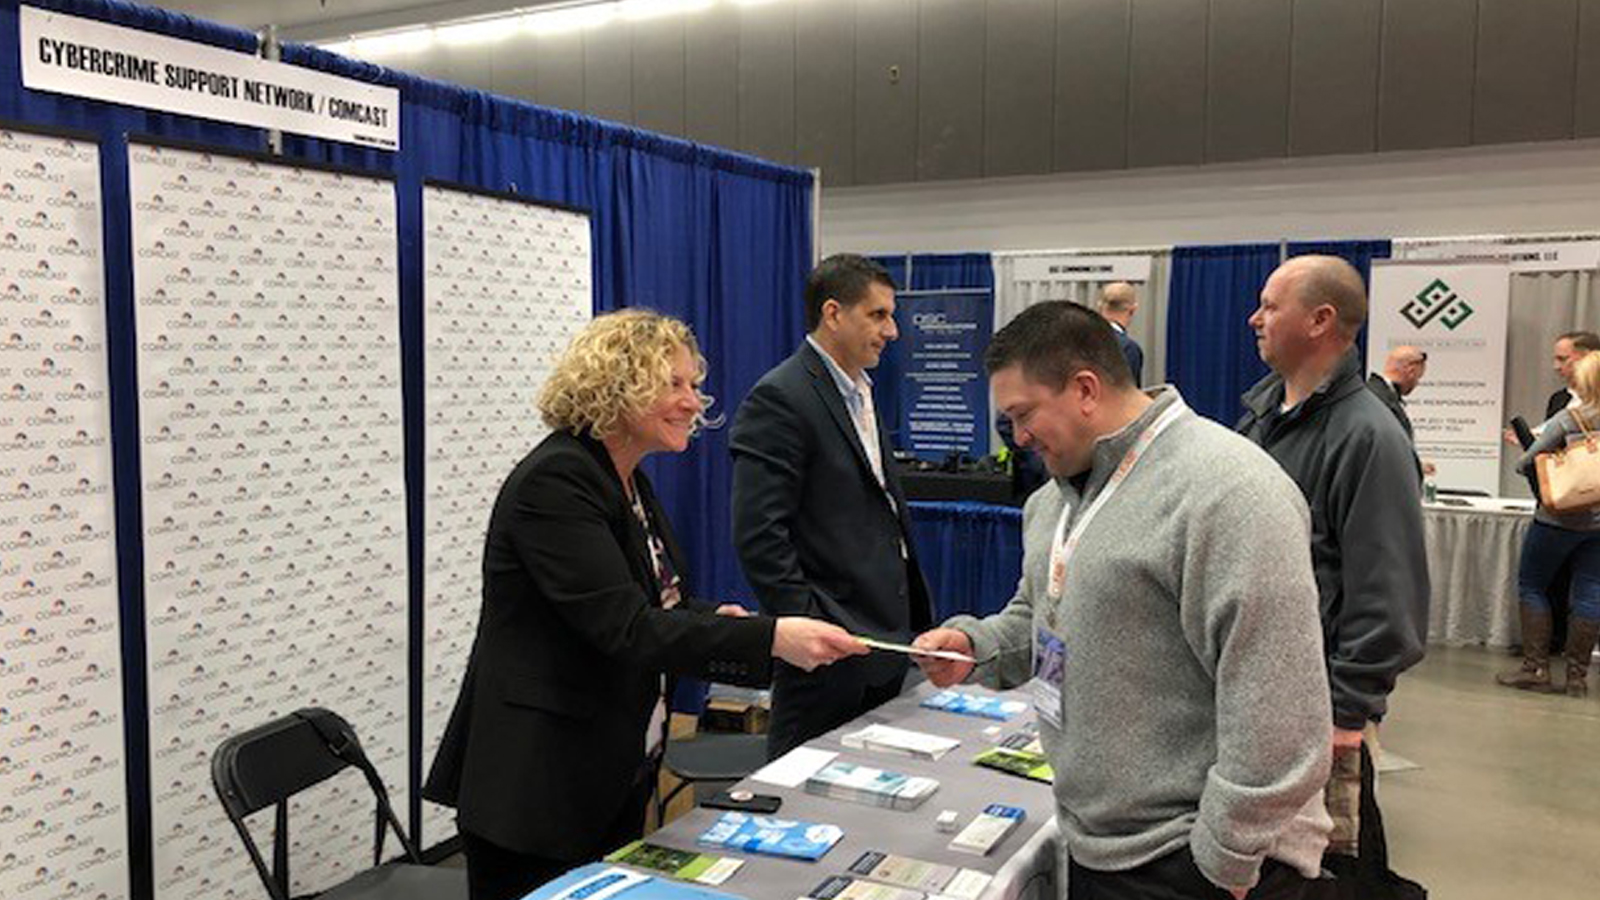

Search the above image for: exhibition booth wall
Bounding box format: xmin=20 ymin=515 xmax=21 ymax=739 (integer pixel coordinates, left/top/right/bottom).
xmin=0 ymin=1 xmax=813 ymax=898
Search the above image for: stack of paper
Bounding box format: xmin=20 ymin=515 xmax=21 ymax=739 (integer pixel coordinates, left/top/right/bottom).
xmin=605 ymin=841 xmax=744 ymax=886
xmin=805 ymin=762 xmax=940 ymax=811
xmin=841 ymin=724 xmax=960 ymax=761
xmin=846 ymin=851 xmax=993 ymax=900
xmin=972 ymin=747 xmax=1054 ymax=783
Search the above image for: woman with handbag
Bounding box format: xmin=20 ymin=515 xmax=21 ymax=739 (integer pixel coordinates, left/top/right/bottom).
xmin=1498 ymin=352 xmax=1600 ymax=696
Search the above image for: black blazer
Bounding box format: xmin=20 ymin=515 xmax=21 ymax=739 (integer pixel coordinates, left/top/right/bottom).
xmin=1365 ymin=373 xmax=1413 ymax=439
xmin=730 ymin=342 xmax=932 ymax=686
xmin=1548 ymin=388 xmax=1573 ymax=420
xmin=1113 ymin=327 xmax=1145 ymax=388
xmin=423 ymin=430 xmax=774 ymax=859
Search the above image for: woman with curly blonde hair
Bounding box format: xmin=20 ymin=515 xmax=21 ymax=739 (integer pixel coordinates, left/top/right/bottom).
xmin=425 ymin=309 xmax=865 ymax=900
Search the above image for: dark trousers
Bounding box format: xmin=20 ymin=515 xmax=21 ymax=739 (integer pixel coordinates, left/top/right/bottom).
xmin=1518 ymin=520 xmax=1600 ymax=621
xmin=1067 ymin=848 xmax=1309 ymax=900
xmin=1317 ymin=743 xmax=1426 ymax=900
xmin=461 ymin=772 xmax=655 ymax=900
xmin=767 ymin=657 xmax=907 ymax=759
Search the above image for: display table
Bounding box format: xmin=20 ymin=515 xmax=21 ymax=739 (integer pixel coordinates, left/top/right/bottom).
xmin=912 ymin=497 xmax=1534 ymax=648
xmin=1423 ymin=498 xmax=1533 ymax=648
xmin=638 ymin=682 xmax=1058 ymax=900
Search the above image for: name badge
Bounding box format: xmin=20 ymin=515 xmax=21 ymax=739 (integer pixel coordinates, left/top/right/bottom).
xmin=1030 ymin=624 xmax=1067 ymax=730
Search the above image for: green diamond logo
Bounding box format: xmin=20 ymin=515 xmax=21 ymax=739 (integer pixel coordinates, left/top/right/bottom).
xmin=1401 ymin=279 xmax=1475 ymax=330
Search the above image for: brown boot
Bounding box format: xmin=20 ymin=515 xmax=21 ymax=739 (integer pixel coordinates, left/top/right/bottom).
xmin=1563 ymin=617 xmax=1599 ymax=698
xmin=1497 ymin=605 xmax=1555 ymax=691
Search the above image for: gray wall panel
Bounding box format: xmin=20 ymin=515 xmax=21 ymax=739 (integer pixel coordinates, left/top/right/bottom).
xmin=1207 ymin=0 xmax=1290 ymax=163
xmin=584 ymin=22 xmax=634 ymax=123
xmin=1474 ymin=0 xmax=1578 ymax=144
xmin=532 ymin=32 xmax=586 ymax=114
xmin=1287 ymin=0 xmax=1380 ymax=156
xmin=855 ymin=0 xmax=918 ymax=185
xmin=1582 ymin=0 xmax=1600 ymax=137
xmin=917 ymin=0 xmax=986 ymax=181
xmin=492 ymin=34 xmax=540 ymax=104
xmin=984 ymin=0 xmax=1055 ymax=178
xmin=685 ymin=4 xmax=740 ymax=151
xmin=796 ymin=0 xmax=857 ymax=186
xmin=1378 ymin=0 xmax=1477 ymax=151
xmin=1127 ymin=0 xmax=1207 ymax=168
xmin=632 ymin=19 xmax=687 ymax=138
xmin=738 ymin=2 xmax=798 ymax=165
xmin=1054 ymin=0 xmax=1129 ymax=172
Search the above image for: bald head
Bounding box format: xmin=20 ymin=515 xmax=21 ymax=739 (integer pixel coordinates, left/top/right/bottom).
xmin=1383 ymin=345 xmax=1427 ymax=396
xmin=1098 ymin=282 xmax=1138 ymax=327
xmin=1277 ymin=255 xmax=1367 ymax=339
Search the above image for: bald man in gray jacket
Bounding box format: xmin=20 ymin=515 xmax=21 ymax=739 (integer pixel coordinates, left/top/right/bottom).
xmin=915 ymin=302 xmax=1331 ymax=900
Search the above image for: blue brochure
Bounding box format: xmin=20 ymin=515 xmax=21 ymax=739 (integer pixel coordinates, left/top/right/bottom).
xmin=920 ymin=690 xmax=1028 ymax=721
xmin=695 ymin=811 xmax=844 ymax=861
xmin=520 ymin=863 xmax=743 ymax=900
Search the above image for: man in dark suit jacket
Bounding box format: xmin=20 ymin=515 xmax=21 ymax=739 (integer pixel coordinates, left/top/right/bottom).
xmin=732 ymin=254 xmax=933 ymax=758
xmin=1367 ymin=345 xmax=1426 ymax=440
xmin=1098 ymin=282 xmax=1144 ymax=387
xmin=1546 ymin=331 xmax=1600 ymax=418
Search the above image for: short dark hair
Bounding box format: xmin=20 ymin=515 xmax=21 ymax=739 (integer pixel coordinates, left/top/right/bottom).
xmin=1560 ymin=331 xmax=1600 ymax=352
xmin=985 ymin=301 xmax=1132 ymax=390
xmin=805 ymin=254 xmax=896 ymax=332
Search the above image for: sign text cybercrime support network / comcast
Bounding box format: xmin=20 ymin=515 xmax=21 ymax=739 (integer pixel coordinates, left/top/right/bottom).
xmin=20 ymin=6 xmax=399 ymax=149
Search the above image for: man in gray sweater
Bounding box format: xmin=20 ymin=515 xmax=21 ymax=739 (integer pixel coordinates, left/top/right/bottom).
xmin=914 ymin=302 xmax=1332 ymax=900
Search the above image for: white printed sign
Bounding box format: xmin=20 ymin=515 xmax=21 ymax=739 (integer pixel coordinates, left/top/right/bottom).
xmin=129 ymin=142 xmax=408 ymax=899
xmin=1369 ymin=261 xmax=1511 ymax=494
xmin=1009 ymin=254 xmax=1152 ymax=283
xmin=0 ymin=127 xmax=129 ymax=900
xmin=22 ymin=6 xmax=399 ymax=149
xmin=1392 ymin=238 xmax=1600 ymax=272
xmin=420 ymin=183 xmax=591 ymax=847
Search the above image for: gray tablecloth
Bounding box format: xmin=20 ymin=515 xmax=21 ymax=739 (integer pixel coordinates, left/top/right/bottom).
xmin=1423 ymin=502 xmax=1531 ymax=647
xmin=642 ymin=681 xmax=1058 ymax=900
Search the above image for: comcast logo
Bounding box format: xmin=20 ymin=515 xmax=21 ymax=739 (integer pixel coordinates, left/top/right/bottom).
xmin=1401 ymin=279 xmax=1475 ymax=330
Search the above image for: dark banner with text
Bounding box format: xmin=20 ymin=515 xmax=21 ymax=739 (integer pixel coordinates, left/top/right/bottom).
xmin=889 ymin=290 xmax=992 ymax=460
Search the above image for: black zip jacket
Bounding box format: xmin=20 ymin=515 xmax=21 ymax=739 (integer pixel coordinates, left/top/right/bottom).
xmin=1237 ymin=348 xmax=1429 ymax=730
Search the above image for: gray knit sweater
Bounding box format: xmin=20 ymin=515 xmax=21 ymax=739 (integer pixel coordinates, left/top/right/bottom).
xmin=947 ymin=388 xmax=1332 ymax=892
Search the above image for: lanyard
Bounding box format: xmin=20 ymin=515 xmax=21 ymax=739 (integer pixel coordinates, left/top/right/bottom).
xmin=1047 ymin=401 xmax=1185 ymax=600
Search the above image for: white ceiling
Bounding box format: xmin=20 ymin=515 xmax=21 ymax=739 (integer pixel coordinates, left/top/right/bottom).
xmin=139 ymin=0 xmax=561 ymax=42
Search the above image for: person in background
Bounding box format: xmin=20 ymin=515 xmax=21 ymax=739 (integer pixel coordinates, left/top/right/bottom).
xmin=1367 ymin=345 xmax=1430 ymax=480
xmin=1097 ymin=281 xmax=1144 ymax=387
xmin=1544 ymin=331 xmax=1600 ymax=418
xmin=424 ymin=310 xmax=866 ymax=900
xmin=1366 ymin=346 xmax=1425 ymax=440
xmin=914 ymin=301 xmax=1332 ymax=900
xmin=1497 ymin=351 xmax=1600 ymax=697
xmin=732 ymin=253 xmax=933 ymax=760
xmin=1236 ymin=255 xmax=1428 ymax=896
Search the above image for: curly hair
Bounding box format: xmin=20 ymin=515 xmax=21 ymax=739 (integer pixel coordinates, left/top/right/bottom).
xmin=538 ymin=308 xmax=716 ymax=440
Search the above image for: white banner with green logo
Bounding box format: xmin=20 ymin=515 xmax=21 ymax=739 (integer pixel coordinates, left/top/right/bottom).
xmin=1369 ymin=261 xmax=1510 ymax=495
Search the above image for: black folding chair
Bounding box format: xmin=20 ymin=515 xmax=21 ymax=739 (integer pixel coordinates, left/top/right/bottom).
xmin=212 ymin=707 xmax=466 ymax=900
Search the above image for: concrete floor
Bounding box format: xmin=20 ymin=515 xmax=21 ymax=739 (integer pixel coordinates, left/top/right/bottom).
xmin=1378 ymin=645 xmax=1600 ymax=899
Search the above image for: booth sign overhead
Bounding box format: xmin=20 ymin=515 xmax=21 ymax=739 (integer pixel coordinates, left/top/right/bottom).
xmin=20 ymin=5 xmax=400 ymax=150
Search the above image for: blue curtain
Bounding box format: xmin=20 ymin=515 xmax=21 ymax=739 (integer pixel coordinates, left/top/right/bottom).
xmin=1165 ymin=244 xmax=1283 ymax=424
xmin=2 ymin=0 xmax=812 ymax=875
xmin=908 ymin=502 xmax=1022 ymax=621
xmin=1286 ymin=239 xmax=1392 ymax=362
xmin=274 ymin=42 xmax=813 ymax=615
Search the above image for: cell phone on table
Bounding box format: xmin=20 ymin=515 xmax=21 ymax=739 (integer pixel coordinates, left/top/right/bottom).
xmin=701 ymin=788 xmax=782 ymax=814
